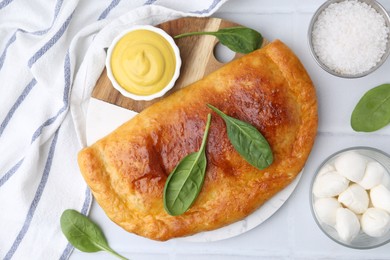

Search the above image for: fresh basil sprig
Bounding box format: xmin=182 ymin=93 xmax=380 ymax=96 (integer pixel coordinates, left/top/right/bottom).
xmin=351 ymin=83 xmax=390 ymax=132
xmin=60 ymin=209 xmax=128 ymax=260
xmin=163 ymin=114 xmax=212 ymax=216
xmin=207 ymin=104 xmax=273 ymax=170
xmin=174 ymin=26 xmax=263 ymax=54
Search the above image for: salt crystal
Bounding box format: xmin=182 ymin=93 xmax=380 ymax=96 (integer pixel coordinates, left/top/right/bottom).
xmin=312 ymin=0 xmax=389 ymax=75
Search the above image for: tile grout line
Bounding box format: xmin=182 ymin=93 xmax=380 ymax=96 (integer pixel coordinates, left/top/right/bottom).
xmin=318 ymin=131 xmax=390 ymax=137
xmin=215 ymin=9 xmax=316 ymax=15
xmin=171 ymin=247 xmax=290 ymax=258
xmin=287 ymin=8 xmax=300 ymax=260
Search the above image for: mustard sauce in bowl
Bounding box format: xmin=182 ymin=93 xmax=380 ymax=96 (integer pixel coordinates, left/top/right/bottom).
xmin=106 ymin=25 xmax=181 ymax=100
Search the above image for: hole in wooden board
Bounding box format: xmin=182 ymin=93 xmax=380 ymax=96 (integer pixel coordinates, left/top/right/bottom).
xmin=213 ymin=42 xmax=235 ymax=63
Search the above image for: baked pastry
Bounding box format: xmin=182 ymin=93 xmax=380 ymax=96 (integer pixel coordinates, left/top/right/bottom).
xmin=78 ymin=40 xmax=318 ymax=241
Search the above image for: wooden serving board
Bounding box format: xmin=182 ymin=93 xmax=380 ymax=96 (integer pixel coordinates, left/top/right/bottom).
xmin=92 ymin=17 xmax=268 ymax=113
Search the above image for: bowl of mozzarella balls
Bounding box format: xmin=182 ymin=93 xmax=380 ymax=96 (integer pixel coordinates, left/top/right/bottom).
xmin=311 ymin=147 xmax=390 ymax=249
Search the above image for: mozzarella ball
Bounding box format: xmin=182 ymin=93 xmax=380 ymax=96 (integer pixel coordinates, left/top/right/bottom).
xmin=314 ymin=198 xmax=341 ymax=226
xmin=382 ymin=172 xmax=390 ymax=190
xmin=338 ymin=184 xmax=369 ymax=214
xmin=335 ymin=152 xmax=367 ymax=182
xmin=359 ymin=161 xmax=385 ymax=190
xmin=318 ymin=164 xmax=336 ymax=177
xmin=335 ymin=208 xmax=361 ymax=242
xmin=370 ymin=185 xmax=390 ymax=213
xmin=313 ymin=171 xmax=349 ymax=198
xmin=361 ymin=208 xmax=390 ymax=237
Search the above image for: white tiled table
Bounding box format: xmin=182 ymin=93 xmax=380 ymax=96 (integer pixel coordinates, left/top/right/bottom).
xmin=72 ymin=0 xmax=390 ymax=259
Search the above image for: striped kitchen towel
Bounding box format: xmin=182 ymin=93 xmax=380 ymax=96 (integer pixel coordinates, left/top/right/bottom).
xmin=0 ymin=0 xmax=227 ymax=259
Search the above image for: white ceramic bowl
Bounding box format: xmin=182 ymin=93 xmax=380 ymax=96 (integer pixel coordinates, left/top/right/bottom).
xmin=310 ymin=147 xmax=390 ymax=249
xmin=106 ymin=25 xmax=181 ymax=101
xmin=308 ymin=0 xmax=390 ymax=78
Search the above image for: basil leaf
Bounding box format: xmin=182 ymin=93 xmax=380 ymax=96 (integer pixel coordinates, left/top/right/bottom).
xmin=207 ymin=104 xmax=273 ymax=170
xmin=174 ymin=26 xmax=263 ymax=54
xmin=163 ymin=114 xmax=212 ymax=216
xmin=351 ymin=84 xmax=390 ymax=132
xmin=60 ymin=209 xmax=128 ymax=260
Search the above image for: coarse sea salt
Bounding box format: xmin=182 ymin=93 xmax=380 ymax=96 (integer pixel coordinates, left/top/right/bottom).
xmin=312 ymin=0 xmax=389 ymax=76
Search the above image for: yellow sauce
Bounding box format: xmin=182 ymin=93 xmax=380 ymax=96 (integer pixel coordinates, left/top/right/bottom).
xmin=110 ymin=29 xmax=176 ymax=96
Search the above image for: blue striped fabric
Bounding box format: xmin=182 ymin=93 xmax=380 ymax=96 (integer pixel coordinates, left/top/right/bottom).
xmin=0 ymin=78 xmax=37 ymax=138
xmin=0 ymin=51 xmax=70 ymax=187
xmin=2 ymin=49 xmax=71 ymax=259
xmin=59 ymin=187 xmax=92 ymax=260
xmin=191 ymin=0 xmax=223 ymax=14
xmin=0 ymin=158 xmax=24 ymax=188
xmin=2 ymin=0 xmax=105 ymax=255
xmin=98 ymin=0 xmax=121 ymax=20
xmin=31 ymin=51 xmax=71 ymax=143
xmin=0 ymin=0 xmax=226 ymax=258
xmin=33 ymin=0 xmax=64 ymax=36
xmin=144 ymin=0 xmax=157 ymax=5
xmin=4 ymin=129 xmax=60 ymax=260
xmin=28 ymin=12 xmax=74 ymax=68
xmin=0 ymin=0 xmax=63 ymax=72
xmin=0 ymin=0 xmax=13 ymax=10
xmin=0 ymin=32 xmax=17 ymax=71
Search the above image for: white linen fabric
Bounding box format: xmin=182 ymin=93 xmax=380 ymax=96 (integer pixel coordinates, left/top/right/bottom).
xmin=0 ymin=0 xmax=227 ymax=259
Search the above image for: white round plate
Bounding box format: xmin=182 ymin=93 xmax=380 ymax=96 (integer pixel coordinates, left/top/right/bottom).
xmin=86 ymin=98 xmax=303 ymax=242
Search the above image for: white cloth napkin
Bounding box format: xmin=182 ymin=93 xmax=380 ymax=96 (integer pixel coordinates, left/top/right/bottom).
xmin=0 ymin=0 xmax=227 ymax=259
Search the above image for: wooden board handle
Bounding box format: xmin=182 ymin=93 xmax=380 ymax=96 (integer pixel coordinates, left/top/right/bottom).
xmin=92 ymin=17 xmax=267 ymax=113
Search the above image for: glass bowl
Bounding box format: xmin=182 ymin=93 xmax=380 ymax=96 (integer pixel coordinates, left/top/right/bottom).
xmin=310 ymin=147 xmax=390 ymax=249
xmin=307 ymin=0 xmax=390 ymax=78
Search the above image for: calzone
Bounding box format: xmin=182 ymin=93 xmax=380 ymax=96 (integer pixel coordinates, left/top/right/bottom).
xmin=78 ymin=40 xmax=318 ymax=241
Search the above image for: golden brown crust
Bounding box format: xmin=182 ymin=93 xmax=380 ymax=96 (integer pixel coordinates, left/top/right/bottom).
xmin=78 ymin=40 xmax=318 ymax=241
